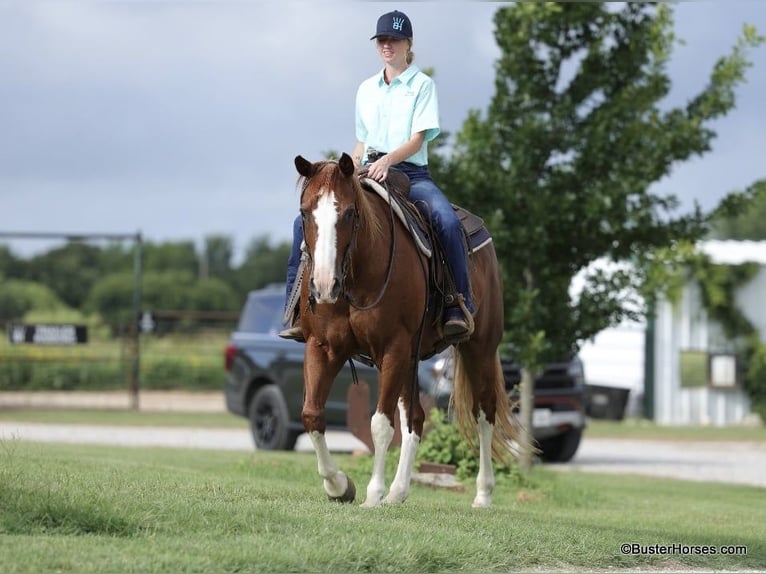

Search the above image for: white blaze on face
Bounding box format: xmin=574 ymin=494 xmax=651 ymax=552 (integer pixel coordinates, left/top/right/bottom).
xmin=311 ymin=190 xmax=338 ymax=301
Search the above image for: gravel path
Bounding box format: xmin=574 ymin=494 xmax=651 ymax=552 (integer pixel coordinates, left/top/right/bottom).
xmin=1 ymin=420 xmax=764 ymax=488
xmin=559 ymin=438 xmax=766 ymax=488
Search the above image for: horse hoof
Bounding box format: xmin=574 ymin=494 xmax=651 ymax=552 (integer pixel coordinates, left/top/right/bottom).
xmin=328 ymin=476 xmax=356 ymax=503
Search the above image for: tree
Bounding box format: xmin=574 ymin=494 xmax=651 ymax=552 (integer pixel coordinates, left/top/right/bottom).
xmin=143 ymin=241 xmax=198 ymax=275
xmin=433 ymin=3 xmax=764 ymax=365
xmin=708 ymin=180 xmax=766 ymax=240
xmin=201 ymin=234 xmax=234 ymax=280
xmin=232 ymin=235 xmax=292 ymax=299
xmin=0 ymin=279 xmax=67 ymax=321
xmin=24 ymin=242 xmax=103 ymax=309
xmin=0 ymin=245 xmax=24 ymax=281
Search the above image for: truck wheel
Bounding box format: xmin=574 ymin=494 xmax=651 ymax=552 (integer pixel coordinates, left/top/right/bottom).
xmin=539 ymin=428 xmax=583 ymax=463
xmin=248 ymin=385 xmax=300 ymax=451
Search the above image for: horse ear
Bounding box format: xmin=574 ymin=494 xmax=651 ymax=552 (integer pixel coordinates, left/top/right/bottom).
xmin=338 ymin=153 xmax=355 ymax=177
xmin=295 ymin=155 xmax=314 ymax=178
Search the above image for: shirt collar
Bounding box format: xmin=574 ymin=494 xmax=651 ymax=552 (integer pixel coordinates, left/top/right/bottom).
xmin=377 ymin=64 xmax=420 ymax=87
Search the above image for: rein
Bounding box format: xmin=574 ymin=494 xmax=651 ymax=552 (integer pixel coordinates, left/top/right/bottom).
xmin=343 ymin=180 xmax=397 ymax=311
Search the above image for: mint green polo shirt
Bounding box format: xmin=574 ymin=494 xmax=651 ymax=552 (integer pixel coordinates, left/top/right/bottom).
xmin=355 ymin=64 xmax=441 ymax=166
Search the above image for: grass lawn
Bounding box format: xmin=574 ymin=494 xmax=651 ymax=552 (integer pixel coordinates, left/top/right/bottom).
xmin=0 ymin=408 xmax=246 ymax=428
xmin=586 ymin=417 xmax=766 ymax=442
xmin=0 ymin=441 xmax=763 ymax=573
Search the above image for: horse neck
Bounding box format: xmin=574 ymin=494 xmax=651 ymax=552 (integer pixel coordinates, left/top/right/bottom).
xmin=350 ymin=192 xmax=393 ymax=278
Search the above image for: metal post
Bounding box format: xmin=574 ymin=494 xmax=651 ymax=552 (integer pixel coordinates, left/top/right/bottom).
xmin=519 ymin=367 xmax=535 ymax=472
xmin=130 ymin=232 xmax=143 ymax=410
xmin=643 ymin=304 xmax=655 ymax=420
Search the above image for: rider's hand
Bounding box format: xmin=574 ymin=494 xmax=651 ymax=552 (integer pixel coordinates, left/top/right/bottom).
xmin=367 ymin=157 xmax=390 ymax=182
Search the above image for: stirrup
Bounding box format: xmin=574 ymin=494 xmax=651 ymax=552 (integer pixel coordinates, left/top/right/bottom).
xmin=442 ymin=295 xmax=474 ymax=343
xmin=278 ymin=324 xmax=305 ymax=342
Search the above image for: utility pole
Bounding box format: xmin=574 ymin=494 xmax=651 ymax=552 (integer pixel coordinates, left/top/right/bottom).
xmin=129 ymin=232 xmax=143 ymax=410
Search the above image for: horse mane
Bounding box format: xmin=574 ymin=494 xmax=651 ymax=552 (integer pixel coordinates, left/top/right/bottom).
xmin=298 ymin=160 xmax=385 ymax=245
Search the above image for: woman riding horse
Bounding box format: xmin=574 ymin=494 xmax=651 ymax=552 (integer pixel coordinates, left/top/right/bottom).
xmin=281 ymin=9 xmax=473 ymax=342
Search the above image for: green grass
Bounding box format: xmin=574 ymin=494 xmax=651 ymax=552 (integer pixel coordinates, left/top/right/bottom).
xmin=0 ymin=441 xmax=763 ymax=573
xmin=587 ymin=418 xmax=766 ymax=442
xmin=0 ymin=409 xmax=247 ymax=428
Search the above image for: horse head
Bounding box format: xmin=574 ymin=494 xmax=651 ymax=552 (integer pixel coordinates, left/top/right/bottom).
xmin=295 ymin=153 xmax=358 ymax=304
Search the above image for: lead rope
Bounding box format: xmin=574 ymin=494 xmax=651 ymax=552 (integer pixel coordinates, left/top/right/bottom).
xmin=348 ymin=357 xmax=359 ymax=385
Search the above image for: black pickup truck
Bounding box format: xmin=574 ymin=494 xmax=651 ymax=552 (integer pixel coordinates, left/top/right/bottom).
xmin=225 ymin=284 xmax=585 ymax=462
xmin=224 ymin=284 xmax=443 ymax=451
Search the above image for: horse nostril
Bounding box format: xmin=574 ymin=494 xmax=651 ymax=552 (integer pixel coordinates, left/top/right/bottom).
xmin=330 ymin=278 xmax=341 ymax=298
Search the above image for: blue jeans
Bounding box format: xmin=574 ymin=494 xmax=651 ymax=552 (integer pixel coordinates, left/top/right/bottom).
xmin=284 ymin=163 xmax=473 ymax=315
xmin=285 ymin=214 xmax=304 ymax=311
xmin=396 ymin=163 xmax=473 ymax=315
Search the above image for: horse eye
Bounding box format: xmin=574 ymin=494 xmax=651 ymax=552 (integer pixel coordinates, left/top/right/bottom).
xmin=342 ymin=208 xmax=356 ymax=223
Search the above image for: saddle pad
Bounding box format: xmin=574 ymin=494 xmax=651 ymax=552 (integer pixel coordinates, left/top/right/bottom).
xmin=361 ymin=178 xmax=432 ymax=257
xmin=360 ymin=178 xmax=492 ymax=258
xmin=454 ymin=205 xmax=493 ymax=254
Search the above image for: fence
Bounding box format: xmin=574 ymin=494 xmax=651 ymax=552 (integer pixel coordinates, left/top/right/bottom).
xmin=1 ymin=311 xmax=238 ymax=408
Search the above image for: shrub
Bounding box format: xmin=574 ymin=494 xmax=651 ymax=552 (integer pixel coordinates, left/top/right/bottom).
xmin=417 ymin=408 xmax=524 ymax=484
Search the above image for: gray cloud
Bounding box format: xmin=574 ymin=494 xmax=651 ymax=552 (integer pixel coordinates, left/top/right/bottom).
xmin=1 ymin=2 xmax=764 ymax=260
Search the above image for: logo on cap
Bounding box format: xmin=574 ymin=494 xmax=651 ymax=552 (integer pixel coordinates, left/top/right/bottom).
xmin=392 ymin=16 xmax=404 ymax=32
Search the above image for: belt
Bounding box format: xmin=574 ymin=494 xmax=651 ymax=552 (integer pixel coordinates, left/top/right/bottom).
xmin=366 ymin=149 xmax=387 ymax=163
xmin=366 ymin=150 xmax=419 ymax=169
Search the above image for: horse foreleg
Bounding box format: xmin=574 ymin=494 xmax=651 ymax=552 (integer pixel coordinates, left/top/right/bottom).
xmin=361 ymin=410 xmax=394 ymax=508
xmin=473 ymin=409 xmax=495 ymax=508
xmin=307 ymin=430 xmax=356 ymax=503
xmin=302 ymin=346 xmax=354 ymax=503
xmin=384 ymin=398 xmax=421 ymax=504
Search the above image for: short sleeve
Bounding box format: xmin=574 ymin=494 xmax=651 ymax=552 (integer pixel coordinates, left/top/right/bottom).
xmin=411 ymin=77 xmax=440 ymax=142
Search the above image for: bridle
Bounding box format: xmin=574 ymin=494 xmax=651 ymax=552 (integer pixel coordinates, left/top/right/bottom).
xmin=302 ymin=162 xmax=398 ymax=312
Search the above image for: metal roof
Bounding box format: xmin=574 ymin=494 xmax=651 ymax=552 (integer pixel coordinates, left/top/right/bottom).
xmin=700 ymin=240 xmax=766 ymax=265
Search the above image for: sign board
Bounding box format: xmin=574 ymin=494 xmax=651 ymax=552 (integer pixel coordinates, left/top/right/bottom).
xmin=7 ymin=324 xmax=88 ymax=345
xmin=137 ymin=312 xmax=156 ymax=334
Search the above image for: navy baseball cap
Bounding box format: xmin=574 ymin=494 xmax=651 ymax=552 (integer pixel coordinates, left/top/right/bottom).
xmin=370 ymin=10 xmax=413 ymax=40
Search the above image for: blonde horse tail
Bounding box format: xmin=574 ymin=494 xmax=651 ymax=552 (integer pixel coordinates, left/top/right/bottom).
xmin=451 ymin=349 xmax=526 ymax=464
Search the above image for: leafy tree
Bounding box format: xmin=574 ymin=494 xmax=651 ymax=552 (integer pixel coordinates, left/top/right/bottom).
xmin=233 ymin=235 xmax=292 ymax=299
xmin=707 ymin=180 xmax=766 ymax=239
xmin=24 ymin=242 xmax=103 ymax=309
xmin=85 ymin=272 xmax=137 ymax=324
xmin=202 ymin=234 xmax=234 ymax=280
xmin=0 ymin=245 xmax=24 ymax=281
xmin=190 ymin=278 xmax=240 ymax=312
xmin=87 ymin=271 xmax=197 ymax=323
xmin=99 ymin=242 xmax=135 ymax=275
xmin=433 ymin=3 xmax=764 ymax=365
xmin=0 ymin=280 xmax=68 ymax=321
xmin=143 ymin=241 xmax=198 ymax=275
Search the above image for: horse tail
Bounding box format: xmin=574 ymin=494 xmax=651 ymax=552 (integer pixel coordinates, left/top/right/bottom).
xmin=451 ymin=349 xmax=524 ymax=464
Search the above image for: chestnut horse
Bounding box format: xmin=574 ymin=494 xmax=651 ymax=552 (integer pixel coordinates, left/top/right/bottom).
xmin=294 ymin=153 xmax=522 ymax=508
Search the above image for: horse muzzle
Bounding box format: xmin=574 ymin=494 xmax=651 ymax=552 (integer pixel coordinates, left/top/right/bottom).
xmin=309 ymin=275 xmax=342 ymax=304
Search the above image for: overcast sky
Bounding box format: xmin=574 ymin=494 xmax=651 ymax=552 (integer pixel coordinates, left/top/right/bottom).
xmin=1 ymin=2 xmax=765 ymax=263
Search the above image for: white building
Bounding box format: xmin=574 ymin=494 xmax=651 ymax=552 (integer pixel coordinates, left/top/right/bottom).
xmin=574 ymin=240 xmax=766 ymax=425
xmin=649 ymin=240 xmax=766 ymax=426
